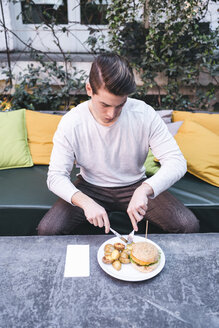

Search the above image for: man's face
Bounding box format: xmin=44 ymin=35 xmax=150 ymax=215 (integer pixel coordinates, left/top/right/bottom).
xmin=86 ymin=83 xmax=128 ymax=126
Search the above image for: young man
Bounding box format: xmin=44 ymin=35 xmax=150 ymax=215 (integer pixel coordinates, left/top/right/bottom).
xmin=38 ymin=54 xmax=199 ymax=235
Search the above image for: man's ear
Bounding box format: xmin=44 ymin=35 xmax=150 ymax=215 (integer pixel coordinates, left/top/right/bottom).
xmin=86 ymin=83 xmax=93 ymax=97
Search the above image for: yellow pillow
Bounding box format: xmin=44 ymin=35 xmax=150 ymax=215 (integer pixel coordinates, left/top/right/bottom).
xmin=174 ymin=120 xmax=219 ymax=187
xmin=25 ymin=110 xmax=62 ymax=165
xmin=172 ymin=111 xmax=219 ymax=136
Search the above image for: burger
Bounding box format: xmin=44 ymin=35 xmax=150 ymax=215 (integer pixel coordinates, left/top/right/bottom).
xmin=130 ymin=241 xmax=160 ymax=273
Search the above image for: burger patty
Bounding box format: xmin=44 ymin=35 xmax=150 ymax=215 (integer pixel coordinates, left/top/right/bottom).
xmin=130 ymin=255 xmax=159 ymax=267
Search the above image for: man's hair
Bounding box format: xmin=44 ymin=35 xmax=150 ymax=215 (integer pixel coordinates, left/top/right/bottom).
xmin=89 ymin=53 xmax=136 ymax=96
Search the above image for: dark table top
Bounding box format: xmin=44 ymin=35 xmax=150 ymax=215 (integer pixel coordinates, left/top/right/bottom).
xmin=0 ymin=233 xmax=218 ymax=328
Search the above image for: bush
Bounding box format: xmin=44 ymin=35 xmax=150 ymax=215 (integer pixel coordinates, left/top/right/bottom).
xmin=2 ymin=52 xmax=87 ymax=111
xmin=87 ymin=0 xmax=219 ymax=110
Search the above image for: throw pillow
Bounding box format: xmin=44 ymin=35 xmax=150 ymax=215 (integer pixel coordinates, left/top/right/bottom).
xmin=25 ymin=110 xmax=62 ymax=165
xmin=157 ymin=109 xmax=173 ymax=124
xmin=174 ymin=120 xmax=219 ymax=187
xmin=166 ymin=121 xmax=183 ymax=136
xmin=144 ymin=149 xmax=160 ymax=177
xmin=0 ymin=109 xmax=33 ymax=170
xmin=172 ymin=110 xmax=219 ymax=136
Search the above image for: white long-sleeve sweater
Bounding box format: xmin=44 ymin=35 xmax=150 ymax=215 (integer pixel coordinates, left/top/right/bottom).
xmin=47 ymin=98 xmax=187 ymax=204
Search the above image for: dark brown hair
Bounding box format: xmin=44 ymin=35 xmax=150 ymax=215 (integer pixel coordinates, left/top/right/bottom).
xmin=89 ymin=53 xmax=136 ymax=95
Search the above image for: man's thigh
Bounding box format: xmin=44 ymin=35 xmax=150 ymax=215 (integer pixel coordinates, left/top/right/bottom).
xmin=37 ymin=175 xmax=116 ymax=235
xmin=75 ymin=177 xmax=200 ymax=233
xmin=146 ymin=191 xmax=199 ymax=233
xmin=112 ymin=182 xmax=199 ymax=233
xmin=38 ymin=175 xmax=199 ymax=235
xmin=37 ymin=198 xmax=86 ymax=235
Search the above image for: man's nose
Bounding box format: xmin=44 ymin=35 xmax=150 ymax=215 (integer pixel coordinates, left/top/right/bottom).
xmin=107 ymin=108 xmax=116 ymax=118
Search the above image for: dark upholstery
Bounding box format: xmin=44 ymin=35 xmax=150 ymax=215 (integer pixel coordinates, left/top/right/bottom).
xmin=0 ymin=165 xmax=218 ymax=235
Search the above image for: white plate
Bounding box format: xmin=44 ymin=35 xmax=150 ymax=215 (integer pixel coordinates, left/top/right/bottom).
xmin=97 ymin=236 xmax=165 ymax=282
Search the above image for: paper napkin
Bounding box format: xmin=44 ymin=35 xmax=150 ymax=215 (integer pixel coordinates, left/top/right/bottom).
xmin=64 ymin=245 xmax=90 ymax=277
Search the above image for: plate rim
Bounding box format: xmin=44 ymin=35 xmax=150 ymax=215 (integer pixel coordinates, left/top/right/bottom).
xmin=97 ymin=236 xmax=165 ymax=282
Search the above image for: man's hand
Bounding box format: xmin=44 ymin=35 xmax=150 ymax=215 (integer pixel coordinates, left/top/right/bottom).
xmin=127 ymin=183 xmax=154 ymax=231
xmin=71 ymin=191 xmax=110 ymax=233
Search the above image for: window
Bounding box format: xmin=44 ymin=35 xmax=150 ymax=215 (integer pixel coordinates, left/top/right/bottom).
xmin=80 ymin=0 xmax=108 ymax=25
xmin=6 ymin=0 xmax=109 ymax=52
xmin=21 ymin=0 xmax=68 ymax=25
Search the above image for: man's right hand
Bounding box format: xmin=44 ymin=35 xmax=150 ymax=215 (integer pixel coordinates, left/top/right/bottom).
xmin=71 ymin=191 xmax=110 ymax=233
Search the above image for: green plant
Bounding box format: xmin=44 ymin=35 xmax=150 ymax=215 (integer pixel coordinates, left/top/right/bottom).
xmin=80 ymin=0 xmax=108 ymax=25
xmin=0 ymin=0 xmax=88 ymax=111
xmin=87 ymin=0 xmax=219 ymax=110
xmin=3 ymin=52 xmax=87 ymax=111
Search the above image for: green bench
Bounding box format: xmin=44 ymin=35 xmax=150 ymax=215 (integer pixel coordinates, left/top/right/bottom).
xmin=0 ymin=165 xmax=218 ymax=236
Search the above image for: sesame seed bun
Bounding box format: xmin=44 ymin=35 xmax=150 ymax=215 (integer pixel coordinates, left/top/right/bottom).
xmin=130 ymin=241 xmax=159 ymax=273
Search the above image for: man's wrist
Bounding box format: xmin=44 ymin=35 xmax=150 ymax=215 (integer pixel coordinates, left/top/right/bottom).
xmin=71 ymin=191 xmax=96 ymax=210
xmin=141 ymin=182 xmax=154 ymax=197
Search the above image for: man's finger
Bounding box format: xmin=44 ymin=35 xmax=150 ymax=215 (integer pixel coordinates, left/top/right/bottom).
xmin=138 ymin=207 xmax=146 ymax=216
xmin=128 ymin=212 xmax=138 ymax=231
xmin=87 ymin=217 xmax=93 ymax=224
xmin=132 ymin=209 xmax=144 ymax=222
xmin=97 ymin=216 xmax=104 ymax=228
xmin=92 ymin=218 xmax=98 ymax=226
xmin=103 ymin=213 xmax=110 ymax=233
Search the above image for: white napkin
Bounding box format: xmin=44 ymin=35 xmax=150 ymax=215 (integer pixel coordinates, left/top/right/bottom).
xmin=64 ymin=245 xmax=90 ymax=277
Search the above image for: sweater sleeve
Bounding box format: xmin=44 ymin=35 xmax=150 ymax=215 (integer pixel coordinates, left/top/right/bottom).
xmin=47 ymin=116 xmax=79 ymax=204
xmin=143 ymin=108 xmax=187 ymax=198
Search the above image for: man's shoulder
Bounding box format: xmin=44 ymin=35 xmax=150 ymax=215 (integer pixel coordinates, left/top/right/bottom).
xmin=60 ymin=101 xmax=89 ymax=126
xmin=126 ymin=98 xmax=155 ymax=115
xmin=66 ymin=101 xmax=88 ymax=117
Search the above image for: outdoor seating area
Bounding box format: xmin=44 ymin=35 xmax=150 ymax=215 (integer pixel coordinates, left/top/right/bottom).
xmin=0 ymin=2 xmax=218 ymax=327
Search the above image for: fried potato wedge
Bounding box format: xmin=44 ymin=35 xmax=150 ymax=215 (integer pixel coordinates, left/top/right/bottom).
xmin=119 ymin=257 xmax=130 ymax=264
xmin=120 ymin=250 xmax=129 ymax=259
xmin=104 ymin=244 xmax=115 ymax=255
xmin=111 ymin=249 xmax=120 ymax=260
xmin=114 ymin=243 xmax=125 ymax=251
xmin=112 ymin=260 xmax=121 ymax=271
xmin=102 ymin=255 xmax=114 ymax=264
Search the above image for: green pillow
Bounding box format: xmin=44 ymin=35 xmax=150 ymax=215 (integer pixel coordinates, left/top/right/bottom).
xmin=0 ymin=109 xmax=33 ymax=170
xmin=144 ymin=149 xmax=160 ymax=177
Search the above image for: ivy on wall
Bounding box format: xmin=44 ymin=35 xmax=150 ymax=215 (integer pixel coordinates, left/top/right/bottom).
xmin=0 ymin=0 xmax=218 ymax=111
xmin=0 ymin=0 xmax=88 ymax=111
xmin=88 ymin=0 xmax=219 ymax=110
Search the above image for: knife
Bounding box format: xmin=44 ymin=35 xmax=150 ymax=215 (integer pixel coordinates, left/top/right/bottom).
xmin=110 ymin=227 xmax=128 ymax=243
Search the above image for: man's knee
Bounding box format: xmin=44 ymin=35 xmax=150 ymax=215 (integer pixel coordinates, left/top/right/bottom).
xmin=37 ymin=199 xmax=75 ymax=235
xmin=37 ymin=220 xmax=55 ymax=235
xmin=155 ymin=203 xmax=199 ymax=233
xmin=37 ymin=213 xmax=62 ymax=236
xmin=147 ymin=191 xmax=200 ymax=234
xmin=170 ymin=210 xmax=200 ymax=233
xmin=182 ymin=211 xmax=200 ymax=233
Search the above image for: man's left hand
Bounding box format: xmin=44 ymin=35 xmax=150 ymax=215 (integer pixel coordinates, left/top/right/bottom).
xmin=127 ymin=183 xmax=154 ymax=231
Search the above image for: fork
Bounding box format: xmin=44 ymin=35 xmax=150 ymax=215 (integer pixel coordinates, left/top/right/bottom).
xmin=127 ymin=229 xmax=135 ymax=244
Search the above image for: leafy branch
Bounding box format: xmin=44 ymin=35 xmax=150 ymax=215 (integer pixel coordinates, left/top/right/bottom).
xmin=87 ymin=0 xmax=219 ymax=110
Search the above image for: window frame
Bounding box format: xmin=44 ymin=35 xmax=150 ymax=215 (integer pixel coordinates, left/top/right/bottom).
xmin=8 ymin=0 xmax=108 ymax=52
